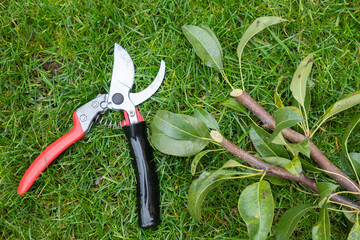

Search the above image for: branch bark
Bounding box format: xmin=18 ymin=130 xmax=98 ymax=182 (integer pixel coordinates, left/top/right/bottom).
xmin=230 ymin=89 xmax=360 ymax=198
xmin=210 ymin=131 xmax=360 ymax=210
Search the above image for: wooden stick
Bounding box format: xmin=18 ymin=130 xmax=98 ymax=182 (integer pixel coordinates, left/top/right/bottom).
xmin=211 ymin=131 xmax=360 ymax=210
xmin=230 ymin=89 xmax=360 ymax=198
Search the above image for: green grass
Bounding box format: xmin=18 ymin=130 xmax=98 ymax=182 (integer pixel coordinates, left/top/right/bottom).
xmin=1 ymin=0 xmax=359 ymax=239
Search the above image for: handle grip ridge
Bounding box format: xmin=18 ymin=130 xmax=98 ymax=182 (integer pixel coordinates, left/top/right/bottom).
xmin=123 ymin=121 xmax=160 ymax=228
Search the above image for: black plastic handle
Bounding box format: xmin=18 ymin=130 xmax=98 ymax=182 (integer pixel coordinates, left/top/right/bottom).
xmin=123 ymin=121 xmax=160 ymax=228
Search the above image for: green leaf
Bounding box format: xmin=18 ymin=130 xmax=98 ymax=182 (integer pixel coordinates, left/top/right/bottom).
xmin=271 ymin=136 xmax=311 ymax=158
xmin=188 ymin=169 xmax=241 ymax=221
xmin=152 ymin=110 xmax=206 ymax=140
xmin=191 ymin=150 xmax=213 ymax=175
xmin=238 ymin=181 xmax=274 ymax=240
xmin=262 ymin=156 xmax=291 ymax=167
xmin=316 ymin=90 xmax=360 ymax=132
xmin=244 ymin=168 xmax=289 ymax=186
xmin=348 ymin=221 xmax=360 ymax=240
xmin=194 ymin=108 xmax=220 ymax=131
xmin=271 ymin=132 xmax=287 ymax=145
xmin=275 ymin=203 xmax=316 ymax=240
xmin=151 ymin=123 xmax=209 ymax=157
xmin=182 ymin=25 xmax=223 ymax=71
xmin=237 ymin=16 xmax=288 ymax=66
xmin=342 ymin=114 xmax=360 ymax=152
xmin=150 ymin=111 xmax=211 ymax=156
xmin=222 ymin=98 xmax=247 ymax=114
xmin=285 ymin=106 xmax=304 ymax=117
xmin=221 ymin=159 xmax=244 ymax=169
xmin=304 ymin=79 xmax=315 ymax=115
xmin=284 ymin=156 xmax=302 ymax=177
xmin=250 ymin=124 xmax=289 ymax=159
xmin=339 ymin=154 xmax=357 ymax=178
xmin=341 ymin=114 xmax=360 ymax=181
xmin=290 ymin=54 xmax=314 ymax=108
xmin=200 ymin=25 xmax=223 ymax=57
xmin=271 ymin=107 xmax=303 ymax=140
xmin=300 ymin=157 xmax=323 ymax=173
xmin=344 ymin=211 xmax=357 ymax=224
xmin=265 ymin=176 xmax=289 ymax=186
xmin=349 ymin=153 xmax=360 ymax=175
xmin=317 ymin=182 xmax=339 ymax=206
xmin=340 ymin=153 xmax=360 ymax=178
xmin=288 ymin=139 xmax=311 ymax=157
xmin=180 ymin=114 xmax=211 ymax=139
xmin=312 ymin=203 xmax=331 ymax=240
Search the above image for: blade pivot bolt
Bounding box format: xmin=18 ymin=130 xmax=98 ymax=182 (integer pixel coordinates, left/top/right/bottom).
xmin=112 ymin=93 xmax=124 ymax=105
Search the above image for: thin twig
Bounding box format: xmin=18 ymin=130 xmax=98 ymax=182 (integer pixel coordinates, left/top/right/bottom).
xmin=230 ymin=89 xmax=360 ymax=199
xmin=210 ymin=130 xmax=360 ymax=210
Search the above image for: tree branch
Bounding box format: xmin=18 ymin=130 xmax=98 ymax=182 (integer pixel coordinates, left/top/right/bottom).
xmin=230 ymin=89 xmax=360 ymax=198
xmin=210 ymin=131 xmax=360 ymax=210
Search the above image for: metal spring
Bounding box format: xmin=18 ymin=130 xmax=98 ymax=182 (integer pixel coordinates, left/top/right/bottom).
xmin=95 ymin=115 xmax=122 ymax=129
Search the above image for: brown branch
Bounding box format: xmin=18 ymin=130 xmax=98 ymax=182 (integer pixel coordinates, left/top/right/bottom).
xmin=210 ymin=131 xmax=360 ymax=210
xmin=231 ymin=89 xmax=360 ymax=198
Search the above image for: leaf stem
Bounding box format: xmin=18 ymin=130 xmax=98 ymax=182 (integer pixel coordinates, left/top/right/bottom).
xmin=201 ymin=137 xmax=216 ymax=142
xmin=228 ymin=161 xmax=264 ymax=173
xmin=239 ymin=59 xmax=245 ymax=91
xmin=327 ymin=207 xmax=358 ymax=213
xmin=301 ymin=104 xmax=310 ymax=137
xmin=294 ymin=185 xmax=315 ymax=196
xmin=310 ymin=119 xmax=325 ymax=138
xmin=220 ymin=70 xmax=234 ymax=90
xmin=328 ymin=191 xmax=360 ymax=210
xmin=259 ymin=171 xmax=266 ymax=181
xmin=227 ymin=173 xmax=263 ymax=180
xmin=279 ymin=134 xmax=296 ymax=157
xmin=298 ymin=121 xmax=307 ymax=134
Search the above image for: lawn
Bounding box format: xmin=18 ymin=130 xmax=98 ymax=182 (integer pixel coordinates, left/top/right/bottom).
xmin=1 ymin=0 xmax=359 ymax=239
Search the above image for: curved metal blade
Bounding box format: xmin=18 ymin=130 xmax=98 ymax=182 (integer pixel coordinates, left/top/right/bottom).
xmin=130 ymin=60 xmax=165 ymax=106
xmin=109 ymin=43 xmax=135 ymax=91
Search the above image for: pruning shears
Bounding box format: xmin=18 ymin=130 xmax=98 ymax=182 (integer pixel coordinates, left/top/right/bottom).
xmin=17 ymin=44 xmax=165 ymax=228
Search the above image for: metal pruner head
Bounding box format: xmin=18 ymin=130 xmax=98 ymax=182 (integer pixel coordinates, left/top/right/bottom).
xmin=107 ymin=44 xmax=165 ymax=124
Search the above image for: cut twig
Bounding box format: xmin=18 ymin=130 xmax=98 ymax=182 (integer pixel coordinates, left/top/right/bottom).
xmin=231 ymin=89 xmax=360 ymax=198
xmin=210 ymin=131 xmax=360 ymax=210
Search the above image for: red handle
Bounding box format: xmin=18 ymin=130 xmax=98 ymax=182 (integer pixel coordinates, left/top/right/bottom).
xmin=17 ymin=111 xmax=85 ymax=195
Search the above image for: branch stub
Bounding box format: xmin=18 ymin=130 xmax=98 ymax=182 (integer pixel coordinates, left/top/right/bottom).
xmin=230 ymin=89 xmax=243 ymax=97
xmin=210 ymin=130 xmax=223 ymax=143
